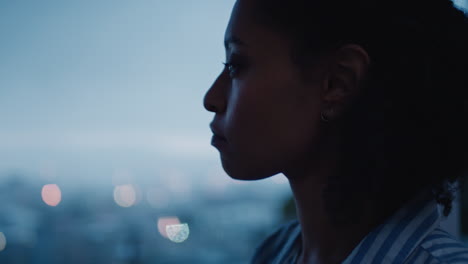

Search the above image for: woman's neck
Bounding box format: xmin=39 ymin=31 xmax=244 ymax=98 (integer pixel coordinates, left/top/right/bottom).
xmin=284 ymin=137 xmax=378 ymax=264
xmin=289 ymin=175 xmax=376 ymax=264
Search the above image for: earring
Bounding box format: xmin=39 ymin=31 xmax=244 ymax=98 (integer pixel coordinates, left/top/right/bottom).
xmin=321 ymin=111 xmax=330 ymax=123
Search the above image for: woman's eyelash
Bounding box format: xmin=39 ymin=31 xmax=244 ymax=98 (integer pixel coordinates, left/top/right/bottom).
xmin=222 ymin=61 xmax=240 ymax=76
xmin=222 ymin=62 xmax=234 ymax=69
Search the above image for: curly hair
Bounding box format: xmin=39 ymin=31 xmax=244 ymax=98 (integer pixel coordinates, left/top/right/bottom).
xmin=253 ymin=0 xmax=468 ymax=224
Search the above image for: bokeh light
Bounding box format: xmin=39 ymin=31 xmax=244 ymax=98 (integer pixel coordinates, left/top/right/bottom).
xmin=113 ymin=184 xmax=137 ymax=207
xmin=157 ymin=217 xmax=180 ymax=238
xmin=157 ymin=217 xmax=190 ymax=243
xmin=166 ymin=223 xmax=190 ymax=243
xmin=0 ymin=232 xmax=6 ymax=251
xmin=41 ymin=184 xmax=62 ymax=206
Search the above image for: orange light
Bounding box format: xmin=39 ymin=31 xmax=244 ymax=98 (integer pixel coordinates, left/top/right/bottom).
xmin=157 ymin=217 xmax=180 ymax=238
xmin=41 ymin=184 xmax=62 ymax=207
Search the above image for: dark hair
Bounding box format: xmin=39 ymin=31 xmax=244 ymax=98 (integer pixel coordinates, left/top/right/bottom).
xmin=254 ymin=0 xmax=468 ymax=224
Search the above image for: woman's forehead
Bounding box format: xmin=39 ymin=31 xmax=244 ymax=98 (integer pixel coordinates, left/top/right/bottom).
xmin=225 ymin=0 xmax=254 ymax=40
xmin=224 ymin=0 xmax=291 ymax=53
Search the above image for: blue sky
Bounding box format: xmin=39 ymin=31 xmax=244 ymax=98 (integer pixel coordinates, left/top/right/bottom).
xmin=0 ymin=1 xmax=238 ymax=181
xmin=0 ymin=0 xmax=268 ymax=192
xmin=0 ymin=0 xmax=235 ymax=138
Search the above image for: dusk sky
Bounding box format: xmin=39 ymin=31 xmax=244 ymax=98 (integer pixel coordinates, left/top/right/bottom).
xmin=0 ymin=1 xmax=240 ymax=185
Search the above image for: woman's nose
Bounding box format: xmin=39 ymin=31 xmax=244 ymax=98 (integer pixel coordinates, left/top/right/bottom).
xmin=203 ymin=73 xmax=227 ymax=113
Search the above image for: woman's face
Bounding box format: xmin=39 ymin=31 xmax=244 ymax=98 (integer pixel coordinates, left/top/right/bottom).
xmin=203 ymin=0 xmax=325 ymax=180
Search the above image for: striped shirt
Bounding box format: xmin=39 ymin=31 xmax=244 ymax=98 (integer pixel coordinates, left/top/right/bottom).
xmin=251 ymin=194 xmax=468 ymax=263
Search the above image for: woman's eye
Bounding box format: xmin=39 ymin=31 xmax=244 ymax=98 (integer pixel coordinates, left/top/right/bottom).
xmin=222 ymin=62 xmax=241 ymax=77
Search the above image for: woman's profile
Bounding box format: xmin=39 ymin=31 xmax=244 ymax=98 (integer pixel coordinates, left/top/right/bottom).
xmin=203 ymin=0 xmax=468 ymax=263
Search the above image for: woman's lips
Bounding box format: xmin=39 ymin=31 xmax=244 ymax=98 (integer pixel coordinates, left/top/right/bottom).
xmin=212 ymin=133 xmax=226 ymax=142
xmin=211 ymin=134 xmax=228 ymax=150
xmin=210 ymin=124 xmax=227 ymax=141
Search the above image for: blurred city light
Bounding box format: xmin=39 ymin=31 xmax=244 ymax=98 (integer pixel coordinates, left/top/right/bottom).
xmin=0 ymin=232 xmax=6 ymax=251
xmin=157 ymin=217 xmax=180 ymax=238
xmin=113 ymin=184 xmax=137 ymax=207
xmin=157 ymin=217 xmax=190 ymax=243
xmin=41 ymin=184 xmax=62 ymax=207
xmin=166 ymin=223 xmax=190 ymax=243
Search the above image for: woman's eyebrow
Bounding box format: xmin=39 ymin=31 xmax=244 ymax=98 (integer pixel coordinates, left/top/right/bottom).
xmin=224 ymin=35 xmax=248 ymax=49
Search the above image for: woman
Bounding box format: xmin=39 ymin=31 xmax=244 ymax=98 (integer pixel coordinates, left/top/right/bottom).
xmin=203 ymin=0 xmax=468 ymax=263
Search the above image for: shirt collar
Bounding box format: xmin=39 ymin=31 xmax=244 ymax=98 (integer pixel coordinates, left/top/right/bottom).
xmin=342 ymin=190 xmax=441 ymax=264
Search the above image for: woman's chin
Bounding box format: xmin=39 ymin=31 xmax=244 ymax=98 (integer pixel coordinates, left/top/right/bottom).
xmin=221 ymin=159 xmax=278 ymax=181
xmin=227 ymin=173 xmax=269 ymax=181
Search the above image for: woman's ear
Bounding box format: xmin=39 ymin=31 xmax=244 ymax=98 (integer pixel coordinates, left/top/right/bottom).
xmin=321 ymin=44 xmax=370 ymax=121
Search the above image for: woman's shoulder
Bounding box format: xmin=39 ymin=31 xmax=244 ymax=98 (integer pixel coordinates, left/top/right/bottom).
xmin=250 ymin=219 xmax=301 ymax=264
xmin=410 ymin=227 xmax=468 ymax=264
